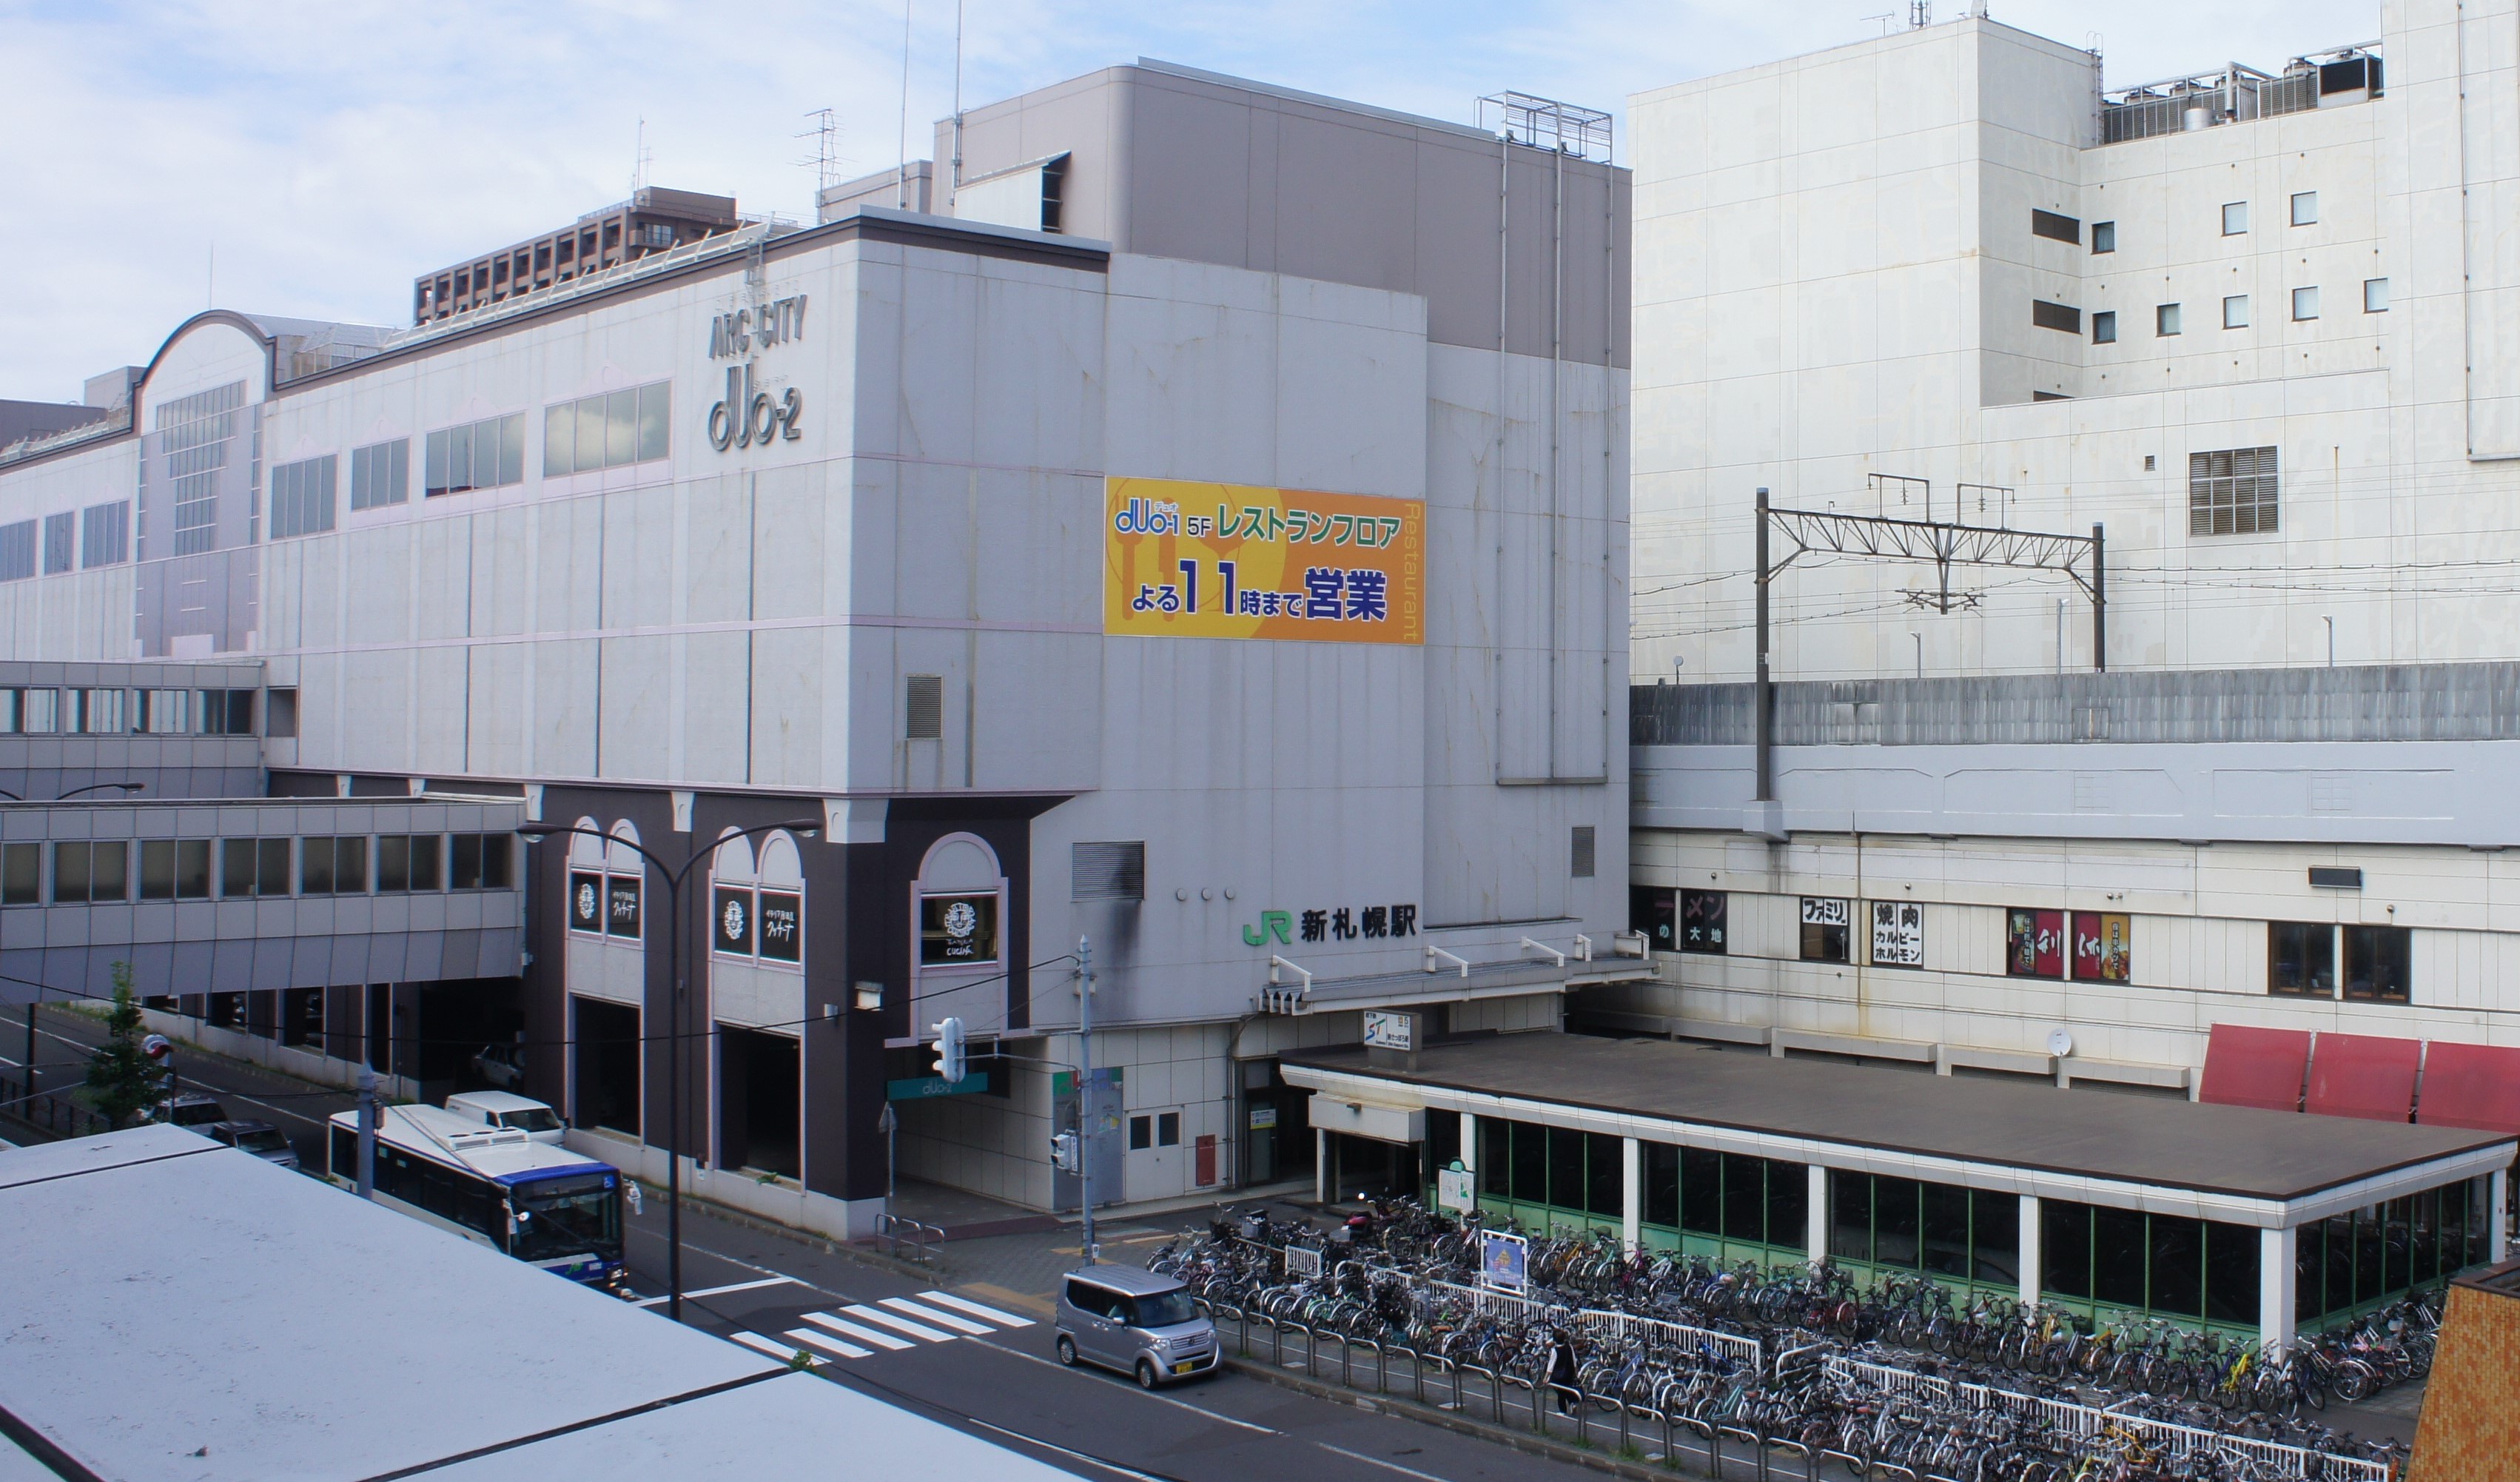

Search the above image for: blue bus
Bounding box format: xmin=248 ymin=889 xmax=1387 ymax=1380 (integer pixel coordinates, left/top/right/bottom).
xmin=328 ymin=1103 xmax=627 ymax=1290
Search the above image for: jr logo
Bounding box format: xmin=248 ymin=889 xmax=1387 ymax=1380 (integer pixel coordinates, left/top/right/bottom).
xmin=1241 ymin=911 xmax=1293 ymax=947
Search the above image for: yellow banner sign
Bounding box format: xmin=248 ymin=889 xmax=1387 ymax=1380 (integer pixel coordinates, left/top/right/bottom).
xmin=1103 ymin=477 xmax=1425 ymax=644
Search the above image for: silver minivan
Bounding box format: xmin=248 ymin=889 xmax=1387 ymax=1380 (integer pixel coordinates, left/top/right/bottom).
xmin=1054 ymin=1264 xmax=1218 ymax=1387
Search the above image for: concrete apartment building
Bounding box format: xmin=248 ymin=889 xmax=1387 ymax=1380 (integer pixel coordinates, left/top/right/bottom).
xmin=0 ymin=61 xmax=1637 ymax=1235
xmin=1611 ymin=0 xmax=2520 ymax=1099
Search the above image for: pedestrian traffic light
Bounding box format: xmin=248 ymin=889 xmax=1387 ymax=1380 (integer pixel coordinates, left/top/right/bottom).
xmin=1049 ymin=1130 xmax=1079 ymax=1173
xmin=930 ymin=1016 xmax=965 ymax=1084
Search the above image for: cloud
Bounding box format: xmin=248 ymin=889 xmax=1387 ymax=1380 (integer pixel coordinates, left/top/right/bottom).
xmin=0 ymin=0 xmax=2379 ymax=400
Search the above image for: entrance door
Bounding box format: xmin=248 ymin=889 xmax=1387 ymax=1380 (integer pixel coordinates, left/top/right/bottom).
xmin=1238 ymin=1059 xmax=1314 ymax=1188
xmin=571 ymin=996 xmax=641 ymax=1136
xmin=1126 ymin=1107 xmax=1184 ymax=1202
xmin=718 ymin=1026 xmax=800 ymax=1178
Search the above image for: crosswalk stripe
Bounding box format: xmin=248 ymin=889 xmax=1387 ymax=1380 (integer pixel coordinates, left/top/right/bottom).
xmin=881 ymin=1297 xmax=992 ymax=1335
xmin=729 ymin=1332 xmax=815 ymax=1363
xmin=918 ymin=1290 xmax=1035 ymax=1327
xmin=844 ymin=1304 xmax=955 ymax=1342
xmin=803 ymin=1312 xmax=913 ymax=1350
xmin=785 ymin=1327 xmax=870 ymax=1359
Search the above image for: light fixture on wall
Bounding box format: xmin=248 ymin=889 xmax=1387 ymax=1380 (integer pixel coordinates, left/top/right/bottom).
xmin=853 ymin=981 xmax=885 ymax=1011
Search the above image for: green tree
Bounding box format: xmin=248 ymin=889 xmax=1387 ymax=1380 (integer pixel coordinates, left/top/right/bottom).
xmin=84 ymin=964 xmax=167 ymax=1130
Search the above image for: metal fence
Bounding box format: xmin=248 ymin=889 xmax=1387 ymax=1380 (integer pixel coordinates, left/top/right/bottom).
xmin=0 ymin=1070 xmax=110 ymax=1141
xmin=1422 ymin=1276 xmax=1766 ymax=1370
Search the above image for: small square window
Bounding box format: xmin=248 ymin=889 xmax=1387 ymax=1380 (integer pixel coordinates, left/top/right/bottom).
xmin=2157 ymin=304 xmax=2183 ymax=337
xmin=1128 ymin=1115 xmax=1152 ymax=1151
xmin=2365 ymin=278 xmax=2389 ymax=313
xmin=2092 ymin=311 xmax=2117 ymax=344
xmin=2091 ymin=221 xmax=2116 ymax=254
xmin=2292 ymin=286 xmax=2320 ymax=321
xmin=2291 ymin=192 xmax=2318 ymax=227
xmin=2223 ymin=295 xmax=2250 ymax=329
xmin=1157 ymin=1111 xmax=1181 ymax=1147
xmin=2222 ymin=201 xmax=2249 ymax=235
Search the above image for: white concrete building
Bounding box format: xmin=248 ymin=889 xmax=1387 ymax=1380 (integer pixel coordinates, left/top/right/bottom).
xmin=1613 ymin=2 xmax=2520 ymax=1103
xmin=0 ymin=62 xmax=1639 ymax=1233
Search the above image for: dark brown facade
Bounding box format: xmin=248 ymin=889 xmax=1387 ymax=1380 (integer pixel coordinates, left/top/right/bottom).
xmin=411 ymin=187 xmax=745 ymax=325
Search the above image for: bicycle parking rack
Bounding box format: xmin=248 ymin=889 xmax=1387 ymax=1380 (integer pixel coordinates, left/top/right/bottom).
xmin=874 ymin=1213 xmax=944 ymax=1264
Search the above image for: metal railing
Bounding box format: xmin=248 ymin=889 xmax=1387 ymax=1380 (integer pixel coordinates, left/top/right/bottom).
xmin=875 ymin=1213 xmax=944 ymax=1264
xmin=0 ymin=1071 xmax=110 ymax=1141
xmin=1422 ymin=1275 xmax=1765 ymax=1369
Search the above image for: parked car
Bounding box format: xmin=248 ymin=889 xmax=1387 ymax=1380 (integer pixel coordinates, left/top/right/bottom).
xmin=206 ymin=1120 xmax=301 ymax=1171
xmin=1054 ymin=1265 xmax=1218 ymax=1388
xmin=443 ymin=1090 xmax=565 ymax=1144
xmin=155 ymin=1093 xmax=229 ymax=1128
xmin=468 ymin=1042 xmax=525 ymax=1090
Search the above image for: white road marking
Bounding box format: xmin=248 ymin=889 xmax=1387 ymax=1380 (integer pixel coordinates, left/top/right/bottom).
xmin=1314 ymin=1443 xmax=1459 ymax=1482
xmin=844 ymin=1304 xmax=955 ymax=1343
xmin=785 ymin=1327 xmax=870 ymax=1359
xmin=633 ymin=1275 xmax=802 ymax=1307
xmin=728 ymin=1331 xmax=814 ymax=1363
xmin=919 ymin=1290 xmax=1036 ymax=1327
xmin=803 ymin=1312 xmax=913 ymax=1350
xmin=880 ymin=1296 xmax=992 ymax=1335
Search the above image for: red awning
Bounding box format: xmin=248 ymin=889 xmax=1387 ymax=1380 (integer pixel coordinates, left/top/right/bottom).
xmin=2305 ymin=1032 xmax=2422 ymax=1123
xmin=2199 ymin=1023 xmax=2312 ymax=1112
xmin=2417 ymin=1042 xmax=2520 ymax=1135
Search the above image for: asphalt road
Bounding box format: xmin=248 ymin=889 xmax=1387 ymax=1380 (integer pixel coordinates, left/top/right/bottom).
xmin=2 ymin=1002 xmax=357 ymax=1164
xmin=621 ymin=1201 xmax=1609 ymax=1482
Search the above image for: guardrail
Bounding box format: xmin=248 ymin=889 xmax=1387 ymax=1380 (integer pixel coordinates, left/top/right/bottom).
xmin=0 ymin=1071 xmax=110 ymax=1141
xmin=1827 ymin=1355 xmax=2393 ymax=1482
xmin=875 ymin=1213 xmax=944 ymax=1265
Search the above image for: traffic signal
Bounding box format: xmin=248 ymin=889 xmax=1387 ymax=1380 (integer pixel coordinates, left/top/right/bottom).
xmin=930 ymin=1016 xmax=966 ymax=1084
xmin=1049 ymin=1130 xmax=1079 ymax=1173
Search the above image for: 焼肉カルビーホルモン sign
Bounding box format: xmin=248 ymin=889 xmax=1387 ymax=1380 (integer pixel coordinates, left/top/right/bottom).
xmin=1104 ymin=477 xmax=1425 ymax=645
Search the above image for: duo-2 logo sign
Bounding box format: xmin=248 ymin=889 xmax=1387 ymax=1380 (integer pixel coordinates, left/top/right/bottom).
xmin=706 ymin=295 xmax=805 ymax=452
xmin=1243 ymin=904 xmax=1419 ymax=946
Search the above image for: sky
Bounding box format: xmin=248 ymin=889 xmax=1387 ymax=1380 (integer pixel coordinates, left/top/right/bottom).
xmin=0 ymin=0 xmax=2381 ymax=401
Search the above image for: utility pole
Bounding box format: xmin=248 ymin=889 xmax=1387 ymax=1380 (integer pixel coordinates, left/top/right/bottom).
xmin=1077 ymin=933 xmax=1097 ymax=1267
xmin=1754 ymin=486 xmax=1774 ymax=802
xmin=21 ymin=999 xmax=33 ymax=1097
xmin=356 ymin=1065 xmax=378 ymax=1199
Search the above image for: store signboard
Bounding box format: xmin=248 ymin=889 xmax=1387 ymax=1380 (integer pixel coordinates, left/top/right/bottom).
xmin=1480 ymin=1231 xmax=1529 ymax=1290
xmin=1363 ymin=1010 xmax=1415 ymax=1052
xmin=919 ymin=892 xmax=998 ymax=966
xmin=1437 ymin=1164 xmax=1474 ymax=1213
xmin=1871 ymin=901 xmax=1924 ymax=967
xmin=1104 ymin=477 xmax=1425 ymax=644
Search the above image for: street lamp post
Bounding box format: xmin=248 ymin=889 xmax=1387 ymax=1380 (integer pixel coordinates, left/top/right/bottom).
xmin=518 ymin=815 xmax=821 ymax=1322
xmin=0 ymin=781 xmax=147 ymax=802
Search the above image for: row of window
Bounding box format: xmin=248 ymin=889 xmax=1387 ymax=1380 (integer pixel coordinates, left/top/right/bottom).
xmin=1462 ymin=1115 xmax=1812 ymax=1253
xmin=0 ymin=687 xmax=257 ymax=736
xmin=0 ymin=502 xmax=128 ymax=582
xmin=0 ymin=833 xmax=514 ymax=905
xmin=2035 ymin=192 xmax=2327 ymax=255
xmin=2081 ymin=281 xmax=2385 ymax=346
xmin=1634 ymin=888 xmax=2417 ymax=1002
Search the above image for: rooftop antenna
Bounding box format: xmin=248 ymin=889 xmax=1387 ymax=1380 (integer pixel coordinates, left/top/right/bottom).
xmin=949 ymin=0 xmax=965 ymax=210
xmin=1911 ymin=1 xmax=1931 ymax=26
xmin=798 ymin=107 xmax=842 ymax=201
xmin=896 ymin=0 xmax=914 ymax=209
xmin=631 ymin=118 xmax=653 ymax=194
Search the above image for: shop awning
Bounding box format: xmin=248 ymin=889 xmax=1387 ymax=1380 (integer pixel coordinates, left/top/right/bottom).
xmin=2305 ymin=1032 xmax=2422 ymax=1123
xmin=2198 ymin=1023 xmax=2311 ymax=1113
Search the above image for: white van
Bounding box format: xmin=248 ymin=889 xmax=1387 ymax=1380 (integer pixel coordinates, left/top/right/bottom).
xmin=443 ymin=1090 xmax=566 ymax=1144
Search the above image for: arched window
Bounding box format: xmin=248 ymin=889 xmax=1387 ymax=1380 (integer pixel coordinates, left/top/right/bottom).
xmin=710 ymin=828 xmax=804 ymax=967
xmin=915 ymin=833 xmax=1002 ymax=971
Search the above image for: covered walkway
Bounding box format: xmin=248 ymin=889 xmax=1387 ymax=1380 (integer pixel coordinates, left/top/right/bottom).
xmin=1282 ymin=1033 xmax=2516 ymax=1347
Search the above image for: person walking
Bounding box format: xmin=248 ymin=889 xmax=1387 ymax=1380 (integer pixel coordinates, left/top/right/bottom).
xmin=1546 ymin=1327 xmax=1579 ymax=1415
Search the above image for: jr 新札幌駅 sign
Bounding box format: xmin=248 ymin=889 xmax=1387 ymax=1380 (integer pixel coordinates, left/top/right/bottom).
xmin=1103 ymin=477 xmax=1425 ymax=644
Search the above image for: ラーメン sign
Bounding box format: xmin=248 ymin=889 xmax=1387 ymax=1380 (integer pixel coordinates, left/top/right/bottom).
xmin=1104 ymin=477 xmax=1425 ymax=643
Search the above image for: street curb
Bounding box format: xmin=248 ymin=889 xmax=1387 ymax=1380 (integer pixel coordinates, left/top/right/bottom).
xmin=1218 ymin=1355 xmax=1694 ymax=1481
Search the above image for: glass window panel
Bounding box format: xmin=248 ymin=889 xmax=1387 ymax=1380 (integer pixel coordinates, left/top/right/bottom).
xmin=1682 ymin=1148 xmax=1724 ymax=1235
xmin=90 ymin=842 xmax=125 ymax=901
xmin=2343 ymin=925 xmax=2412 ymax=1002
xmin=175 ymin=839 xmax=209 ymax=899
xmin=411 ymin=834 xmax=442 ymax=890
xmin=2354 ymin=1205 xmax=2383 ymax=1305
xmin=221 ymin=839 xmax=255 ymax=897
xmin=258 ymin=838 xmax=291 ymax=896
xmin=2442 ymin=1180 xmax=2471 ymax=1275
xmin=1972 ymin=1193 xmax=2020 ymax=1287
xmin=300 ymin=837 xmax=334 ymax=895
xmin=1510 ymin=1121 xmax=1545 ymax=1206
xmin=0 ymin=842 xmax=33 ymax=905
xmin=499 ymin=413 xmax=524 ymax=485
xmin=140 ymin=839 xmax=175 ymax=899
xmin=2042 ymin=1202 xmax=2092 ymax=1299
xmin=1425 ymin=1110 xmax=1459 ymax=1173
xmin=377 ymin=836 xmax=409 ymax=893
xmin=2319 ymin=1215 xmax=2353 ymax=1315
xmin=1873 ymin=1177 xmax=1921 ymax=1268
xmin=1479 ymin=1118 xmax=1510 ymax=1198
xmin=424 ymin=430 xmax=449 ymax=495
xmin=2148 ymin=1216 xmax=2203 ymax=1316
xmin=482 ymin=833 xmax=512 ymax=888
xmin=474 ymin=419 xmax=500 ymax=489
xmin=1586 ymin=1131 xmax=1622 ymax=1217
xmin=1546 ymin=1125 xmax=1586 ymax=1211
xmin=544 ymin=403 xmax=575 ymax=477
xmin=1721 ymin=1153 xmax=1765 ymax=1243
xmin=1829 ymin=1170 xmax=1872 ymax=1261
xmin=1921 ymin=1182 xmax=1971 ymax=1277
xmin=576 ymin=395 xmax=605 ymax=470
xmin=335 ymin=836 xmax=366 ymax=893
xmin=2385 ymin=1196 xmax=2413 ymax=1293
xmin=2092 ymin=1207 xmax=2147 ymax=1309
xmin=52 ymin=842 xmax=90 ymax=903
xmin=389 ymin=440 xmax=409 ymax=503
xmin=605 ymin=389 xmax=638 ymax=467
xmin=2204 ymin=1221 xmax=2259 ymax=1325
xmin=1644 ymin=1143 xmax=1679 ymax=1228
xmin=636 ymin=381 xmax=671 ymax=460
xmin=1765 ymin=1159 xmax=1807 ymax=1253
xmin=448 ymin=424 xmax=474 ymax=492
xmin=2269 ymin=921 xmax=2335 ymax=995
xmin=451 ymin=834 xmax=483 ymax=890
